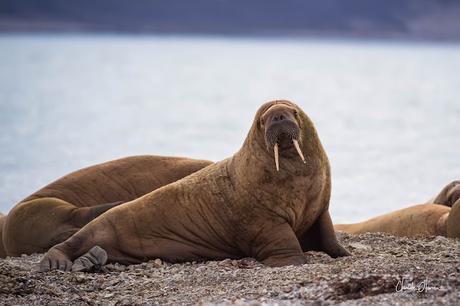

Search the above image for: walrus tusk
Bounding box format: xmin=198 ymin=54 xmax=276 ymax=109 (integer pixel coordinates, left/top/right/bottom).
xmin=293 ymin=139 xmax=306 ymax=164
xmin=274 ymin=143 xmax=280 ymax=171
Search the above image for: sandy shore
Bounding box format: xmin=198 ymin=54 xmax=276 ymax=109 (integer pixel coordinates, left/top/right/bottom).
xmin=1 ymin=232 xmax=459 ymax=305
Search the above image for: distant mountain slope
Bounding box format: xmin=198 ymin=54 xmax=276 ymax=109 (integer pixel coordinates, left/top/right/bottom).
xmin=1 ymin=0 xmax=460 ymax=40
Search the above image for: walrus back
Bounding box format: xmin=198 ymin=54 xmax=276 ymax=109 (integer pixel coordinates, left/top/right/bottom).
xmin=20 ymin=155 xmax=212 ymax=207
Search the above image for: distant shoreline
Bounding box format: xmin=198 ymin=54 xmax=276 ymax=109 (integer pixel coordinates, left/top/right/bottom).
xmin=3 ymin=0 xmax=460 ymax=43
xmin=1 ymin=28 xmax=460 ymax=44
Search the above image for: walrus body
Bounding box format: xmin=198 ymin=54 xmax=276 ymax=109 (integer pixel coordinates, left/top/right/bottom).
xmin=2 ymin=156 xmax=212 ymax=257
xmin=40 ymin=100 xmax=349 ymax=271
xmin=0 ymin=213 xmax=6 ymax=257
xmin=335 ymin=180 xmax=460 ymax=238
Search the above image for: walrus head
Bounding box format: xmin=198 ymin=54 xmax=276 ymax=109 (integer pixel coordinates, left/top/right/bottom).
xmin=433 ymin=180 xmax=460 ymax=207
xmin=260 ymin=102 xmax=306 ymax=171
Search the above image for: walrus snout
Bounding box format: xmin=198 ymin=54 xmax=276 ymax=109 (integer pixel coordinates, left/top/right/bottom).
xmin=265 ymin=120 xmax=300 ymax=149
xmin=261 ymin=107 xmax=306 ymax=171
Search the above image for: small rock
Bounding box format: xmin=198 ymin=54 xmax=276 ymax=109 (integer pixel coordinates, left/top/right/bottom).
xmin=349 ymin=242 xmax=372 ymax=251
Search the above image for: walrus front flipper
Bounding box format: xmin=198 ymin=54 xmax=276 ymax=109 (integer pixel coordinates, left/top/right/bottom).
xmin=39 ymin=247 xmax=73 ymax=272
xmin=300 ymin=210 xmax=350 ymax=258
xmin=251 ymin=223 xmax=307 ymax=267
xmin=72 ymin=246 xmax=108 ymax=272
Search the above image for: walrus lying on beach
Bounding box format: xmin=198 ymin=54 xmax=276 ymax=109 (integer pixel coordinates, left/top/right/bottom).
xmin=0 ymin=213 xmax=6 ymax=257
xmin=39 ymin=100 xmax=350 ymax=271
xmin=335 ymin=180 xmax=460 ymax=238
xmin=1 ymin=156 xmax=212 ymax=257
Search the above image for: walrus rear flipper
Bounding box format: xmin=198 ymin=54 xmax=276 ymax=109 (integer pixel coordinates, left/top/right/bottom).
xmin=71 ymin=201 xmax=125 ymax=227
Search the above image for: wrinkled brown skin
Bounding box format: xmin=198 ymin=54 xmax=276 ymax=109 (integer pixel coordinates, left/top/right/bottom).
xmin=40 ymin=100 xmax=350 ymax=271
xmin=2 ymin=156 xmax=212 ymax=257
xmin=335 ymin=180 xmax=460 ymax=238
xmin=0 ymin=213 xmax=6 ymax=257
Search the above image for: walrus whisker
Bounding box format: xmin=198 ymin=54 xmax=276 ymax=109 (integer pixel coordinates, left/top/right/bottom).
xmin=293 ymin=139 xmax=306 ymax=164
xmin=274 ymin=143 xmax=280 ymax=172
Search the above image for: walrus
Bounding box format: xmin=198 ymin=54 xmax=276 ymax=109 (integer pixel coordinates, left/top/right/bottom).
xmin=334 ymin=180 xmax=460 ymax=238
xmin=2 ymin=156 xmax=212 ymax=257
xmin=39 ymin=100 xmax=350 ymax=271
xmin=0 ymin=213 xmax=6 ymax=257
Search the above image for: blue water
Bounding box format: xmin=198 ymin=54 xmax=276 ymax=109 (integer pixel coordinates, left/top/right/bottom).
xmin=0 ymin=34 xmax=459 ymax=223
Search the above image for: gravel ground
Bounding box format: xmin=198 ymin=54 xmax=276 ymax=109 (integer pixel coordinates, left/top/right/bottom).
xmin=1 ymin=233 xmax=459 ymax=306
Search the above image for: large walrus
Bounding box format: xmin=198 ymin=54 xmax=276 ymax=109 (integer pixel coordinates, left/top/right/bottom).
xmin=335 ymin=180 xmax=460 ymax=238
xmin=2 ymin=156 xmax=212 ymax=257
xmin=39 ymin=100 xmax=350 ymax=271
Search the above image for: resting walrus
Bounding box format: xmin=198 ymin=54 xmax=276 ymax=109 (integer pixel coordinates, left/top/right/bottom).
xmin=39 ymin=100 xmax=350 ymax=271
xmin=0 ymin=213 xmax=6 ymax=257
xmin=335 ymin=180 xmax=460 ymax=238
xmin=2 ymin=156 xmax=212 ymax=257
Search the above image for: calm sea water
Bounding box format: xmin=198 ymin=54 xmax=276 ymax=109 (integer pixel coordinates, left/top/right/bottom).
xmin=0 ymin=34 xmax=459 ymax=223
